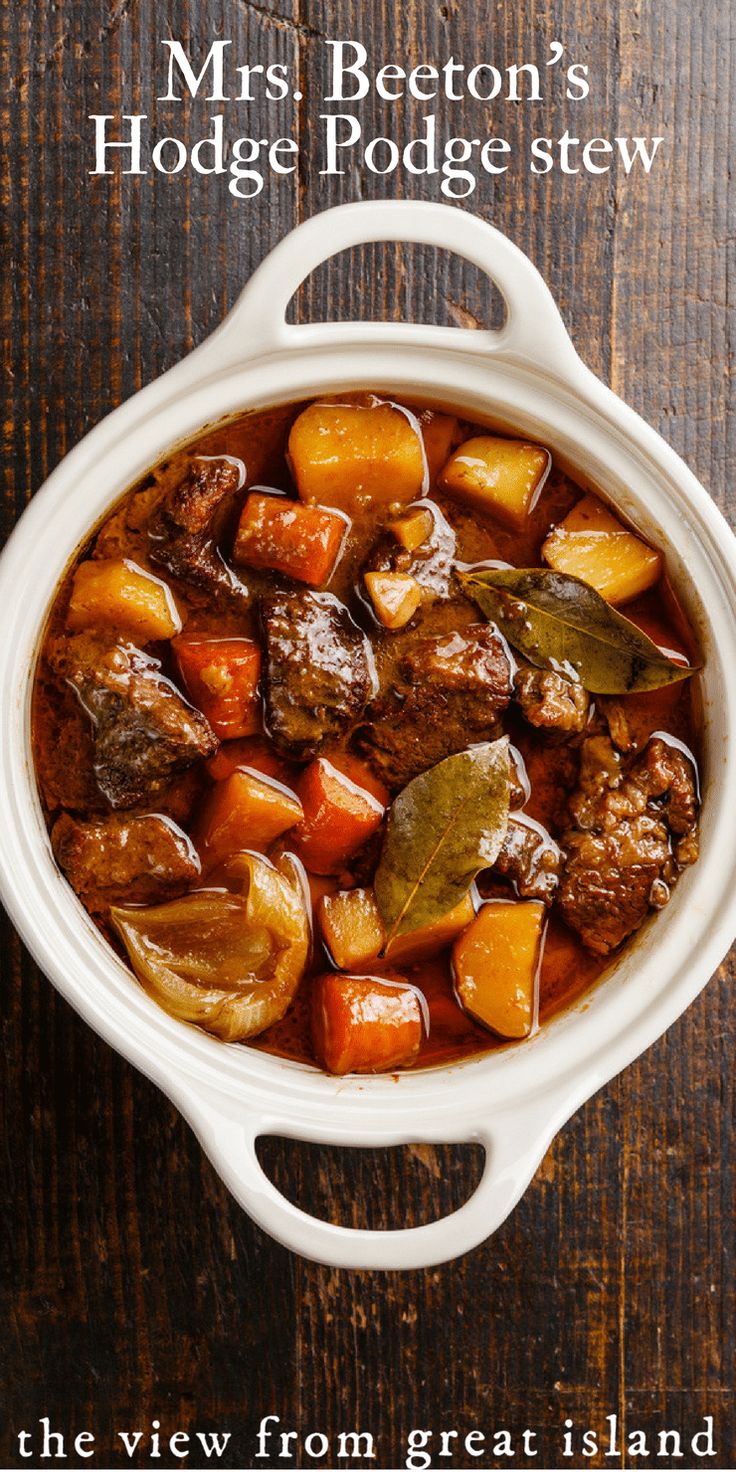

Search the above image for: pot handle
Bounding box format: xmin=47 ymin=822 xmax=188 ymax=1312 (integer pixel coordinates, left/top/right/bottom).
xmin=204 ymin=200 xmax=581 ymax=375
xmin=178 ymin=1089 xmax=562 ymax=1271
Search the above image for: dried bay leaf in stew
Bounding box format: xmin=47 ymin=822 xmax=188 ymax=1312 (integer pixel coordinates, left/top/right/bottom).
xmin=111 ymin=853 xmax=309 ymax=1043
xmin=460 ymin=567 xmax=697 ymax=694
xmin=374 ymin=739 xmax=511 ymax=945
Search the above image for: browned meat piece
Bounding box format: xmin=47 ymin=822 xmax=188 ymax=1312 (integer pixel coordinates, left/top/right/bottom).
xmin=354 ymin=624 xmax=512 ymax=788
xmin=52 ymin=811 xmax=201 ymax=913
xmin=514 ymin=664 xmax=590 ymax=735
xmin=493 ymin=815 xmax=561 ymax=904
xmin=262 ymin=590 xmax=374 ymax=760
xmin=597 ymin=696 xmax=635 ymax=752
xmin=49 ymin=634 xmax=217 ymax=809
xmin=147 ymin=455 xmax=248 ymax=606
xmin=363 ymin=502 xmax=456 ymax=601
xmin=557 ymin=734 xmax=700 ymax=955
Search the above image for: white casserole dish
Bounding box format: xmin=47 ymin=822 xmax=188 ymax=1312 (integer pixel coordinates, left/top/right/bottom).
xmin=1 ymin=200 xmax=735 ymax=1271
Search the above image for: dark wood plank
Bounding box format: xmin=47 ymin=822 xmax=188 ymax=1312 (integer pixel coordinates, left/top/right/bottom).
xmin=1 ymin=0 xmax=733 ymax=1467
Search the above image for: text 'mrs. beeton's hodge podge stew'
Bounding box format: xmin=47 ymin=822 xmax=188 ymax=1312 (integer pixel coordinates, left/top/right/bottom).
xmin=32 ymin=396 xmax=701 ymax=1074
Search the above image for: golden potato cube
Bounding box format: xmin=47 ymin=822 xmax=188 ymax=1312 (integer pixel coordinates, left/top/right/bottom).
xmin=389 ymin=506 xmax=434 ymax=553
xmin=452 ymin=899 xmax=545 ymax=1040
xmin=318 ymin=887 xmax=385 ymax=971
xmin=439 ymin=435 xmax=551 ymax=529
xmin=67 ymin=558 xmax=182 ymax=641
xmin=288 ymin=401 xmax=426 ymax=508
xmin=385 ymin=892 xmax=476 ymax=965
xmin=418 ymin=411 xmax=461 ymax=482
xmin=364 ymin=572 xmax=422 ymax=630
xmin=542 ymin=494 xmax=663 ymax=605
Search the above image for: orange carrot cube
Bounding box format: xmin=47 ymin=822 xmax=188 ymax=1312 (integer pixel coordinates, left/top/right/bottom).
xmin=291 ymin=757 xmax=387 ymax=875
xmin=206 ymin=735 xmax=290 ymax=784
xmin=198 ymin=768 xmax=303 ymax=863
xmin=233 ymin=492 xmax=347 ymax=586
xmin=173 ymin=635 xmax=261 ymax=740
xmin=311 ymin=971 xmax=423 ymax=1074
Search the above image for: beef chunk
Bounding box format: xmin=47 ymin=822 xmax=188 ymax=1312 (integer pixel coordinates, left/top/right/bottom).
xmin=147 ymin=455 xmax=248 ymax=606
xmin=262 ymin=590 xmax=374 ymax=759
xmin=557 ymin=734 xmax=700 ymax=955
xmin=49 ymin=634 xmax=217 ymax=809
xmin=514 ymin=664 xmax=590 ymax=735
xmin=355 ymin=624 xmax=512 ymax=788
xmin=492 ymin=815 xmax=561 ymax=904
xmin=52 ymin=811 xmax=200 ymax=913
xmin=364 ymin=502 xmax=456 ymax=601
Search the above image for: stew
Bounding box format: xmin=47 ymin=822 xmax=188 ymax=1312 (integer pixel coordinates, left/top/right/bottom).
xmin=32 ymin=395 xmax=701 ymax=1074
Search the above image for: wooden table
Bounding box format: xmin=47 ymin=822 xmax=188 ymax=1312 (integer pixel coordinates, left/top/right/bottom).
xmin=2 ymin=1 xmax=733 ymax=1467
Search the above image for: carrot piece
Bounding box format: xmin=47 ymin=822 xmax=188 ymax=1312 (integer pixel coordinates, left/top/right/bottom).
xmin=197 ymin=767 xmax=303 ymax=863
xmin=206 ymin=735 xmax=290 ymax=783
xmin=318 ymin=888 xmax=386 ymax=970
xmin=311 ymin=971 xmax=423 ymax=1074
xmin=288 ymin=401 xmax=426 ymax=508
xmin=173 ymin=635 xmax=261 ymax=740
xmin=452 ymin=899 xmax=545 ymax=1040
xmin=385 ymin=892 xmax=475 ymax=964
xmin=233 ymin=491 xmax=347 ymax=587
xmin=291 ymin=757 xmax=387 ymax=875
xmin=364 ymin=571 xmax=422 ymax=630
xmin=319 ymin=750 xmax=390 ymax=808
xmin=67 ymin=558 xmax=182 ymax=641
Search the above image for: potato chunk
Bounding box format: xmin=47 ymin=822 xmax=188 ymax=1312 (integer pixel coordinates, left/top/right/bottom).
xmin=542 ymin=494 xmax=663 ymax=605
xmin=389 ymin=506 xmax=434 ymax=553
xmin=364 ymin=571 xmax=422 ymax=630
xmin=452 ymin=900 xmax=545 ymax=1039
xmin=288 ymin=401 xmax=426 ymax=508
xmin=385 ymin=892 xmax=475 ymax=965
xmin=67 ymin=558 xmax=182 ymax=641
xmin=198 ymin=768 xmax=303 ymax=863
xmin=418 ymin=411 xmax=461 ymax=482
xmin=439 ymin=435 xmax=551 ymax=529
xmin=318 ymin=887 xmax=385 ymax=970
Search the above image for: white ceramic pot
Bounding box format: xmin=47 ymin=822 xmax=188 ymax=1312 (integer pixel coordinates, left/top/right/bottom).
xmin=1 ymin=201 xmax=735 ymax=1271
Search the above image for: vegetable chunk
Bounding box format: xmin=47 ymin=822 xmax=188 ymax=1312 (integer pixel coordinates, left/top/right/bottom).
xmin=364 ymin=571 xmax=422 ymax=629
xmin=112 ymin=852 xmax=309 ymax=1042
xmin=233 ymin=492 xmax=347 ymax=587
xmin=318 ymin=887 xmax=385 ymax=970
xmin=453 ymin=899 xmax=545 ymax=1039
xmin=288 ymin=401 xmax=426 ymax=508
xmin=440 ymin=435 xmax=550 ymax=529
xmin=173 ymin=635 xmax=261 ymax=739
xmin=385 ymin=892 xmax=475 ymax=964
xmin=389 ymin=506 xmax=434 ymax=552
xmin=311 ymin=971 xmax=423 ymax=1073
xmin=292 ymin=756 xmax=387 ymax=875
xmin=67 ymin=558 xmax=182 ymax=641
xmin=542 ymin=494 xmax=663 ymax=605
xmin=198 ymin=767 xmax=303 ymax=862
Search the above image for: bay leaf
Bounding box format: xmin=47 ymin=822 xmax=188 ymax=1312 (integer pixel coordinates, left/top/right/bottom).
xmin=459 ymin=567 xmax=696 ymax=693
xmin=374 ymin=739 xmax=510 ymax=945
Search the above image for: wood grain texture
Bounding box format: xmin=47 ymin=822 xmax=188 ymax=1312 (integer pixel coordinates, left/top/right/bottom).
xmin=1 ymin=0 xmax=734 ymax=1467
